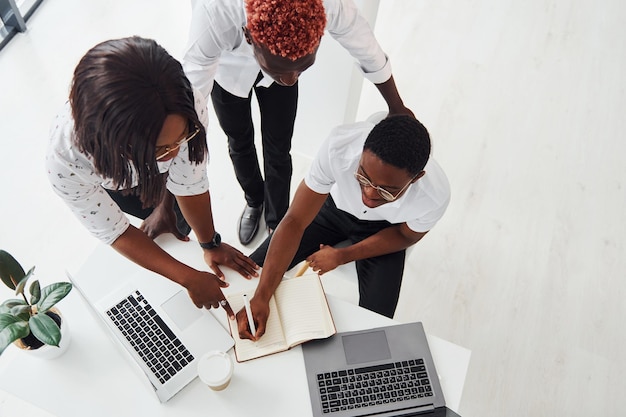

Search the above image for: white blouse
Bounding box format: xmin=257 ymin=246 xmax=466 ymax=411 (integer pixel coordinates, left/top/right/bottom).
xmin=45 ymin=91 xmax=210 ymax=244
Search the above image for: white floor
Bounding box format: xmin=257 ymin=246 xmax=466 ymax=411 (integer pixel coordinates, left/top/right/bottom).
xmin=1 ymin=1 xmax=625 ymax=416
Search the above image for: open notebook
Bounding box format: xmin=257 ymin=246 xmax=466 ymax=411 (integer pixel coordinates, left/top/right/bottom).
xmin=226 ymin=273 xmax=336 ymax=362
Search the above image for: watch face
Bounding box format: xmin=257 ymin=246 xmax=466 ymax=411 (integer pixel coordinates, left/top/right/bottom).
xmin=200 ymin=233 xmax=221 ymax=250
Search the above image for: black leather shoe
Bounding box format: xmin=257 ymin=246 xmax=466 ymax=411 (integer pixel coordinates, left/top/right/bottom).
xmin=238 ymin=203 xmax=263 ymax=245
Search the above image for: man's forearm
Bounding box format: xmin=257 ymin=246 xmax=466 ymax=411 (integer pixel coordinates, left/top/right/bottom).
xmin=375 ymin=75 xmax=413 ymax=116
xmin=254 ymin=218 xmax=305 ymax=303
xmin=339 ymin=226 xmax=426 ymax=265
xmin=254 ymin=181 xmax=328 ymax=303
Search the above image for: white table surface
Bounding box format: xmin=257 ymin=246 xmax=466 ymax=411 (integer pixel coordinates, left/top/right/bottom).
xmin=0 ymin=237 xmax=470 ymax=416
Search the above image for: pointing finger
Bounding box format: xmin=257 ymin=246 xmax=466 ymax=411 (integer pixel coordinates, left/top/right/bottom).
xmin=220 ymin=299 xmax=235 ymax=319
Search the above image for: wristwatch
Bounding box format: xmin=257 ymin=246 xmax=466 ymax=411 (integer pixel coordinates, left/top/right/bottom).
xmin=199 ymin=232 xmax=221 ymax=250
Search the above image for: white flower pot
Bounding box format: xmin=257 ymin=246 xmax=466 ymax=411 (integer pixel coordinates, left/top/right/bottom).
xmin=13 ymin=308 xmax=71 ymax=359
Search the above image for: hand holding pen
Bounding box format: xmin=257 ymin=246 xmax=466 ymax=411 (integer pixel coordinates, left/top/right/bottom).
xmin=236 ymin=262 xmax=311 ymax=341
xmin=236 ymin=293 xmax=270 ymax=341
xmin=242 ymin=293 xmax=256 ymax=337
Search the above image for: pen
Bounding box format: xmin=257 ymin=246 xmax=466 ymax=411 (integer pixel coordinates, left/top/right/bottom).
xmin=295 ymin=260 xmax=311 ymax=277
xmin=242 ymin=293 xmax=257 ymax=337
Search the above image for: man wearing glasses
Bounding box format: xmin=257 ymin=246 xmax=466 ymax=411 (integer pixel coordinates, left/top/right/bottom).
xmin=237 ymin=115 xmax=450 ymax=340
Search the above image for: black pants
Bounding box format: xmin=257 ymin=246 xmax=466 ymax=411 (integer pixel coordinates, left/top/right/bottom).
xmin=250 ymin=196 xmax=406 ymax=318
xmin=106 ymin=189 xmax=190 ymax=236
xmin=210 ymin=73 xmax=298 ymax=230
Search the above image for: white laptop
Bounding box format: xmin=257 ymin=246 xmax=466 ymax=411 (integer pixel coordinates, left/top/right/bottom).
xmin=68 ymin=243 xmax=234 ymax=403
xmin=302 ymin=322 xmax=461 ymax=417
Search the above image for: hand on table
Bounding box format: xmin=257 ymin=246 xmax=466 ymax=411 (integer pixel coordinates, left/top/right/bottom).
xmin=203 ymin=243 xmax=259 ymax=280
xmin=140 ymin=205 xmax=189 ymax=241
xmin=184 ymin=270 xmax=235 ymax=319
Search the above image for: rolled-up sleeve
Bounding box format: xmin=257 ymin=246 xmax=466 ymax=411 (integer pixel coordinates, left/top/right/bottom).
xmin=324 ymin=0 xmax=392 ymax=84
xmin=166 ymin=153 xmax=209 ymax=196
xmin=183 ymin=0 xmax=243 ymax=98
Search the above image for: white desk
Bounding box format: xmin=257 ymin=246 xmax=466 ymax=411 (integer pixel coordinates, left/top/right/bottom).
xmin=0 ymin=237 xmax=470 ymax=416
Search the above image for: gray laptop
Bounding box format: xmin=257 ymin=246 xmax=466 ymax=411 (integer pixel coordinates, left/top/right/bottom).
xmin=67 ymin=243 xmax=234 ymax=403
xmin=302 ymin=322 xmax=461 ymax=417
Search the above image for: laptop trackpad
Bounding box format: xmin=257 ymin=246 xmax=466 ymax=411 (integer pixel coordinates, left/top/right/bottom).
xmin=342 ymin=330 xmax=392 ymax=365
xmin=161 ymin=290 xmax=202 ymax=331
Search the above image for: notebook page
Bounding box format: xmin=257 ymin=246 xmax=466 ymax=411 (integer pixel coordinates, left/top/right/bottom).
xmin=274 ymin=274 xmax=335 ymax=347
xmin=227 ymin=292 xmax=288 ymax=361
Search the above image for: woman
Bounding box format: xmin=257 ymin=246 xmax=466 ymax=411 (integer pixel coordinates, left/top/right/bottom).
xmin=46 ymin=36 xmax=258 ymax=317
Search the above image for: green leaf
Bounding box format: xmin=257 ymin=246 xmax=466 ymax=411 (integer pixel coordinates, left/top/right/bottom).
xmin=37 ymin=282 xmax=72 ymax=314
xmin=10 ymin=305 xmax=31 ymax=321
xmin=0 ymin=299 xmax=26 ymax=314
xmin=0 ymin=250 xmax=26 ymax=290
xmin=0 ymin=313 xmax=28 ymax=329
xmin=29 ymin=314 xmax=61 ymax=347
xmin=15 ymin=270 xmax=34 ymax=297
xmin=29 ymin=280 xmax=41 ymax=305
xmin=0 ymin=314 xmax=30 ymax=355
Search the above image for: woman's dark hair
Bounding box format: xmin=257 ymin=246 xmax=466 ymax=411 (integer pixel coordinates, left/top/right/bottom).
xmin=70 ymin=36 xmax=207 ymax=207
xmin=363 ymin=115 xmax=431 ymax=176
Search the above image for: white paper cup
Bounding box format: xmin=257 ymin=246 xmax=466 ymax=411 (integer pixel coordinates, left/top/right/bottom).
xmin=197 ymin=351 xmax=234 ymax=391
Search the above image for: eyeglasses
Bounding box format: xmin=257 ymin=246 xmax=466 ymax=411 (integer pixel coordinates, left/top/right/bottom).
xmin=155 ymin=125 xmax=200 ymax=160
xmin=354 ymin=171 xmax=416 ymax=202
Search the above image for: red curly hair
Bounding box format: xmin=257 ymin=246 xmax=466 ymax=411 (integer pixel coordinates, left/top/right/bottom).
xmin=245 ymin=0 xmax=327 ymax=61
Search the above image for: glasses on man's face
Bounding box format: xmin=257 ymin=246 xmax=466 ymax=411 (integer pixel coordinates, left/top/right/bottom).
xmin=354 ymin=171 xmax=416 ymax=202
xmin=155 ymin=125 xmax=200 ymax=161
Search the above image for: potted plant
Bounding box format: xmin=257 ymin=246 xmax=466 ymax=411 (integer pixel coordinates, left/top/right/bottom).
xmin=0 ymin=249 xmax=72 ymax=356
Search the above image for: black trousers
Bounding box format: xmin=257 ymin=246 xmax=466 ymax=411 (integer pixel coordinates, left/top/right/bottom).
xmin=106 ymin=189 xmax=190 ymax=236
xmin=210 ymin=74 xmax=298 ymax=230
xmin=250 ymin=196 xmax=406 ymax=318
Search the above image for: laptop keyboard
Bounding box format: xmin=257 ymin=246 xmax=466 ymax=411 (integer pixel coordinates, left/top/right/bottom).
xmin=106 ymin=290 xmax=194 ymax=384
xmin=316 ymin=359 xmax=433 ymax=414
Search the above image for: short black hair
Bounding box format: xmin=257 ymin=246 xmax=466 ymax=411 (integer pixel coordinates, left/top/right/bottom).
xmin=363 ymin=115 xmax=431 ymax=175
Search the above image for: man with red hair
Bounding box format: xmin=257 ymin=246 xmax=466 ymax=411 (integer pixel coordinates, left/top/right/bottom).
xmin=184 ymin=0 xmax=414 ymax=246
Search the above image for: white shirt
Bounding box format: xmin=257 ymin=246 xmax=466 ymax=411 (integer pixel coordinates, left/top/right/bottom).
xmin=183 ymin=0 xmax=392 ymax=99
xmin=45 ymin=91 xmax=210 ymax=245
xmin=305 ymin=122 xmax=451 ymax=233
